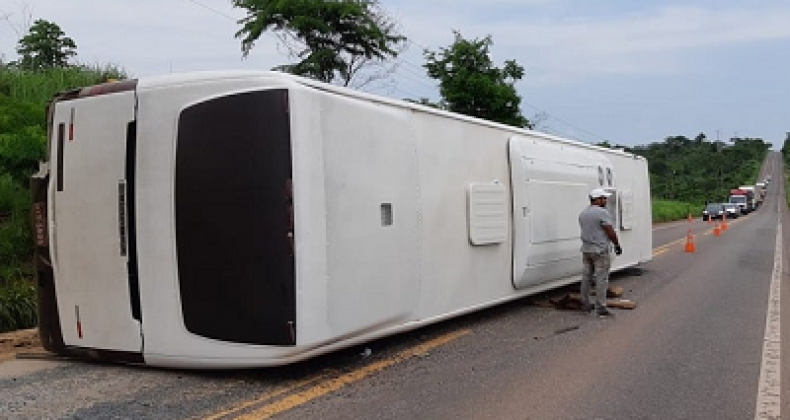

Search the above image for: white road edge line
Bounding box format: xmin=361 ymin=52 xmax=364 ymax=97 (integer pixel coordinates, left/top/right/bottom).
xmin=754 ymin=209 xmax=781 ymax=419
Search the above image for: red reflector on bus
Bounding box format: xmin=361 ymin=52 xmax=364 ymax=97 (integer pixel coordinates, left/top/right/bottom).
xmin=75 ymin=305 xmax=83 ymax=338
xmin=69 ymin=108 xmax=75 ymax=141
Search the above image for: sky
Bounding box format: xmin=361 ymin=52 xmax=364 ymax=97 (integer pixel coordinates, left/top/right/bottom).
xmin=1 ymin=0 xmax=789 ymax=148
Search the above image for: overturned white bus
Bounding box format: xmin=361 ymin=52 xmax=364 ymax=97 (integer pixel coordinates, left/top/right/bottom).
xmin=31 ymin=71 xmax=652 ymax=369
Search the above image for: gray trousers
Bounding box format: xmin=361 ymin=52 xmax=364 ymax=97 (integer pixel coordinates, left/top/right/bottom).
xmin=581 ymin=251 xmax=611 ymax=310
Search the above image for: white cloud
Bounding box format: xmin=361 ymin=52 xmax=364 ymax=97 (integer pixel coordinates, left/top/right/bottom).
xmin=6 ymin=1 xmax=790 ymax=82
xmin=0 ymin=0 xmax=279 ymax=76
xmin=396 ymin=4 xmax=790 ymax=85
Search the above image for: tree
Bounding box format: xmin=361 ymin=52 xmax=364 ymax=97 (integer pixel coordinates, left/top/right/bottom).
xmin=630 ymin=134 xmax=770 ymax=204
xmin=0 ymin=94 xmax=46 ymax=183
xmin=423 ymin=31 xmax=530 ymax=128
xmin=232 ymin=0 xmax=406 ymax=86
xmin=15 ymin=19 xmax=76 ymax=70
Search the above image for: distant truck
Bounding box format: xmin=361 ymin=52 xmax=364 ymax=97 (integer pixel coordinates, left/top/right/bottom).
xmin=729 ymin=188 xmax=754 ymax=214
xmin=739 ymin=185 xmax=761 ymax=209
xmin=755 ymin=182 xmax=767 ymax=201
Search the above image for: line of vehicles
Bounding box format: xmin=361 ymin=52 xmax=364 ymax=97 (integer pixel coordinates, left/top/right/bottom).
xmin=702 ymin=176 xmax=770 ymax=221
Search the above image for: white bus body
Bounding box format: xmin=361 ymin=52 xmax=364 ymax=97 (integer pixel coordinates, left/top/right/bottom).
xmin=32 ymin=71 xmax=652 ymax=369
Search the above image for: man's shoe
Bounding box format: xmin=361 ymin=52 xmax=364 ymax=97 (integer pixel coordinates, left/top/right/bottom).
xmin=597 ymin=308 xmax=614 ymax=317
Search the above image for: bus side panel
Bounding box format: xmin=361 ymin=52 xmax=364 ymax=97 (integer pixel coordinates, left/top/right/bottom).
xmin=410 ymin=112 xmax=513 ymax=318
xmin=316 ymin=91 xmax=421 ymax=335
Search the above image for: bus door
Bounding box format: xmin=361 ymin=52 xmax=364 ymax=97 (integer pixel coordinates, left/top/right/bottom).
xmin=49 ymin=87 xmax=143 ymax=354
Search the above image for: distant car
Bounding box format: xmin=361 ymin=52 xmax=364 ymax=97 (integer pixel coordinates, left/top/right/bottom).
xmin=702 ymin=203 xmax=725 ymax=221
xmin=721 ymin=203 xmax=739 ymax=219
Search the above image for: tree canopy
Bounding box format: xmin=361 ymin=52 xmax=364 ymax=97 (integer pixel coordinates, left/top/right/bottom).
xmin=232 ymin=0 xmax=406 ymax=86
xmin=625 ymin=135 xmax=771 ymax=204
xmin=423 ymin=31 xmax=530 ymax=128
xmin=781 ymin=132 xmax=790 ymax=162
xmin=14 ymin=19 xmax=76 ymax=70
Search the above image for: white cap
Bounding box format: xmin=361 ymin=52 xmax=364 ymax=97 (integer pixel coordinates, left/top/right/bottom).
xmin=589 ymin=188 xmax=611 ymax=199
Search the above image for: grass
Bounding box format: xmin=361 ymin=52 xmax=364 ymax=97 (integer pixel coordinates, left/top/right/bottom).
xmin=0 ymin=277 xmax=36 ymax=333
xmin=786 ymin=171 xmax=790 ymax=209
xmin=0 ymin=65 xmax=126 ymax=104
xmin=652 ymin=199 xmax=701 ymax=223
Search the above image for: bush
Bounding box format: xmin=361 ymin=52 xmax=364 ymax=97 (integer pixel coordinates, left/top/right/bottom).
xmin=0 ymin=174 xmax=32 ymax=266
xmin=0 ymin=215 xmax=32 ymax=268
xmin=0 ymin=174 xmax=28 ymax=212
xmin=0 ymin=278 xmax=36 ymax=333
xmin=786 ymin=172 xmax=790 ymax=209
xmin=0 ymin=94 xmax=47 ymax=184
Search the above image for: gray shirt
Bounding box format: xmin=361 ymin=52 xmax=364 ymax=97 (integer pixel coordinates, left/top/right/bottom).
xmin=578 ymin=205 xmax=614 ymax=253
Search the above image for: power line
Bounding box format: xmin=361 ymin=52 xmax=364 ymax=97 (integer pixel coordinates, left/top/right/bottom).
xmin=183 ymin=0 xmax=238 ymax=21
xmin=391 ymin=64 xmax=436 ymax=91
xmin=519 ymin=101 xmax=611 ymax=144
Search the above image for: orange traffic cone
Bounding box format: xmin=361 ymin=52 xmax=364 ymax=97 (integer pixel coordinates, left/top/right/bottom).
xmin=688 ymin=213 xmax=692 ymax=223
xmin=684 ymin=229 xmax=696 ymax=253
xmin=721 ymin=213 xmax=728 ymax=231
xmin=713 ymin=221 xmax=721 ymax=236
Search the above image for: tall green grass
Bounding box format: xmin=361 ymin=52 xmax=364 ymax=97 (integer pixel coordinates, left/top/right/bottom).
xmin=786 ymin=171 xmax=790 ymax=209
xmin=0 ymin=64 xmax=126 ymax=104
xmin=0 ymin=278 xmax=36 ymax=332
xmin=652 ymin=199 xmax=701 ymax=223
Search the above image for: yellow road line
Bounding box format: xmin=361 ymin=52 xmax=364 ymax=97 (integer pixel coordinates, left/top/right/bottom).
xmin=209 ymin=329 xmax=470 ymax=420
xmin=652 ymin=218 xmax=744 ymax=257
xmin=203 ymin=371 xmax=337 ymax=420
xmin=652 ymin=237 xmax=685 ymax=256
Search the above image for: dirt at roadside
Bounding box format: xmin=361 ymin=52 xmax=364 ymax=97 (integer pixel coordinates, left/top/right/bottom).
xmin=0 ymin=328 xmax=43 ymax=363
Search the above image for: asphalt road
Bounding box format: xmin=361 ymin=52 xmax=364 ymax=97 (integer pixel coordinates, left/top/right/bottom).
xmin=0 ymin=154 xmax=786 ymax=419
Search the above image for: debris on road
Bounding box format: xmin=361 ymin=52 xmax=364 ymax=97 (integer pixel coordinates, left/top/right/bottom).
xmin=548 ymin=287 xmax=637 ymax=311
xmin=0 ymin=328 xmax=43 ymax=363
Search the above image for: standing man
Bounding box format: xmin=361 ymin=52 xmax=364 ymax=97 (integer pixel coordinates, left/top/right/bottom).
xmin=578 ymin=188 xmax=622 ymax=317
